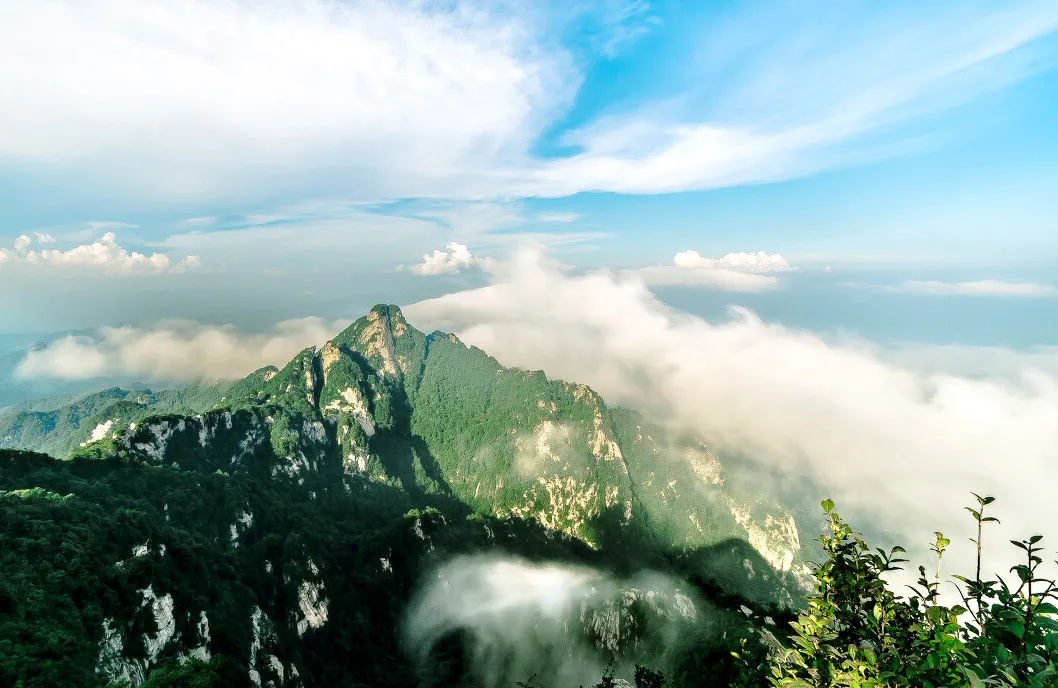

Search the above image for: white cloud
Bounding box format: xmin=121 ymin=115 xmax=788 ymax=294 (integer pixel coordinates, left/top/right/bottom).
xmin=516 ymin=6 xmax=1058 ymax=197
xmin=890 ymin=279 xmax=1056 ymax=297
xmin=34 ymin=232 xmax=56 ymax=243
xmin=623 ymin=250 xmax=792 ymax=291
xmin=1 ymin=2 xmax=1053 ymax=201
xmin=169 ymin=255 xmax=203 ymax=274
xmin=409 ymin=243 xmax=483 ymax=276
xmin=0 ymin=233 xmax=201 ymax=274
xmin=632 ymin=265 xmax=779 ymax=292
xmin=0 ymin=0 xmax=574 ymax=200
xmin=404 ymin=554 xmax=695 ymax=687
xmin=405 ymin=249 xmax=1058 ymax=575
xmin=880 ymin=342 xmax=1058 ymax=381
xmin=673 ymin=250 xmax=793 ymax=273
xmin=536 ymin=212 xmax=582 ymax=223
xmin=16 ymin=317 xmax=349 ymax=382
xmin=86 ymin=221 xmax=138 ymax=232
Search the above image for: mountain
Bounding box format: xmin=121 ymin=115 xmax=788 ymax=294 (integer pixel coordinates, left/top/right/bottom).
xmin=0 ymin=305 xmax=808 ymax=687
xmin=0 ymin=383 xmax=235 ymax=458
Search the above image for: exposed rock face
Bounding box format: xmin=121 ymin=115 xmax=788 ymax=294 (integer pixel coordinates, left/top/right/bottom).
xmin=354 ymin=306 xmax=402 ymax=378
xmin=87 ymin=418 xmax=117 ymax=444
xmin=295 ymin=579 xmax=328 ymax=637
xmin=729 ymin=502 xmax=802 ymax=573
xmin=95 ymin=586 xmax=176 ymax=686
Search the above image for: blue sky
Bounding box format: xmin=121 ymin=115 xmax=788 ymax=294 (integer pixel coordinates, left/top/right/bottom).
xmin=0 ymin=0 xmax=1057 ymax=344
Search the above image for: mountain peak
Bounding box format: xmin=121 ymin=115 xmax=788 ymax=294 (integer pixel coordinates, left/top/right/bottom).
xmin=328 ymin=304 xmax=420 ymax=380
xmin=366 ymin=303 xmax=409 ymax=337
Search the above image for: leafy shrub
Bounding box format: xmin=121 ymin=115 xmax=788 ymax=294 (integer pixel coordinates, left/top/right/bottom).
xmin=733 ymin=495 xmax=1058 ymax=687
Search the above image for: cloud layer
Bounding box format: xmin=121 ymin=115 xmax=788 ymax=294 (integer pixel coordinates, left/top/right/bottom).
xmin=891 ymin=279 xmax=1057 ymax=297
xmin=627 ymin=250 xmax=792 ymax=292
xmin=0 ymin=233 xmax=201 ymax=274
xmin=16 ymin=317 xmax=349 ymax=381
xmin=632 ymin=265 xmax=779 ymax=292
xmin=405 ymin=249 xmax=1058 ymax=571
xmin=673 ymin=250 xmax=793 ymax=273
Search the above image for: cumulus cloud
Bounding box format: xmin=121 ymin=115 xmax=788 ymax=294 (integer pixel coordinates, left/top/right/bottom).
xmin=15 ymin=317 xmax=349 ymax=382
xmin=889 ymin=279 xmax=1057 ymax=297
xmin=673 ymin=250 xmax=793 ymax=273
xmin=408 ymin=242 xmax=484 ymax=276
xmin=0 ymin=233 xmax=201 ymax=274
xmin=405 ymin=249 xmax=1058 ymax=574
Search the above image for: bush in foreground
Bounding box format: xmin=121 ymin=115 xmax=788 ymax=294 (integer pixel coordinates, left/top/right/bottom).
xmin=731 ymin=494 xmax=1058 ymax=687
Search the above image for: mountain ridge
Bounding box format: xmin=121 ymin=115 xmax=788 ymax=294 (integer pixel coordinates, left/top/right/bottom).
xmin=0 ymin=303 xmax=810 ymax=686
xmin=2 ymin=304 xmax=807 ymax=569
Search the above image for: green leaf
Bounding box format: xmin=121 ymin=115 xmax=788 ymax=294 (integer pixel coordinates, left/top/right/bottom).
xmin=821 ymin=498 xmax=834 ymax=513
xmin=963 ymin=667 xmax=985 ymax=688
xmin=1002 ymin=619 xmax=1025 ymax=639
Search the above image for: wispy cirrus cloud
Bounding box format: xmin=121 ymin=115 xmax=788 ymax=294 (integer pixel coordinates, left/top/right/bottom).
xmin=535 ymin=212 xmax=582 ymax=223
xmin=518 ymin=5 xmax=1058 ymax=197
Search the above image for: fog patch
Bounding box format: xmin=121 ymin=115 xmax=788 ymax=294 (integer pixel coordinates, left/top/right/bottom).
xmin=403 ymin=554 xmax=702 ymax=688
xmin=405 ymin=248 xmax=1058 ymax=580
xmin=15 ymin=317 xmax=350 ymax=382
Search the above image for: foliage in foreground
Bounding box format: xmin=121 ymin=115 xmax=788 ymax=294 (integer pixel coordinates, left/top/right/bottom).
xmin=726 ymin=495 xmax=1058 ymax=687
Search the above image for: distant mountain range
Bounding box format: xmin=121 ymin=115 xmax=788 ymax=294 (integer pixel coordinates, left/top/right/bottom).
xmin=0 ymin=305 xmax=809 ymax=687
